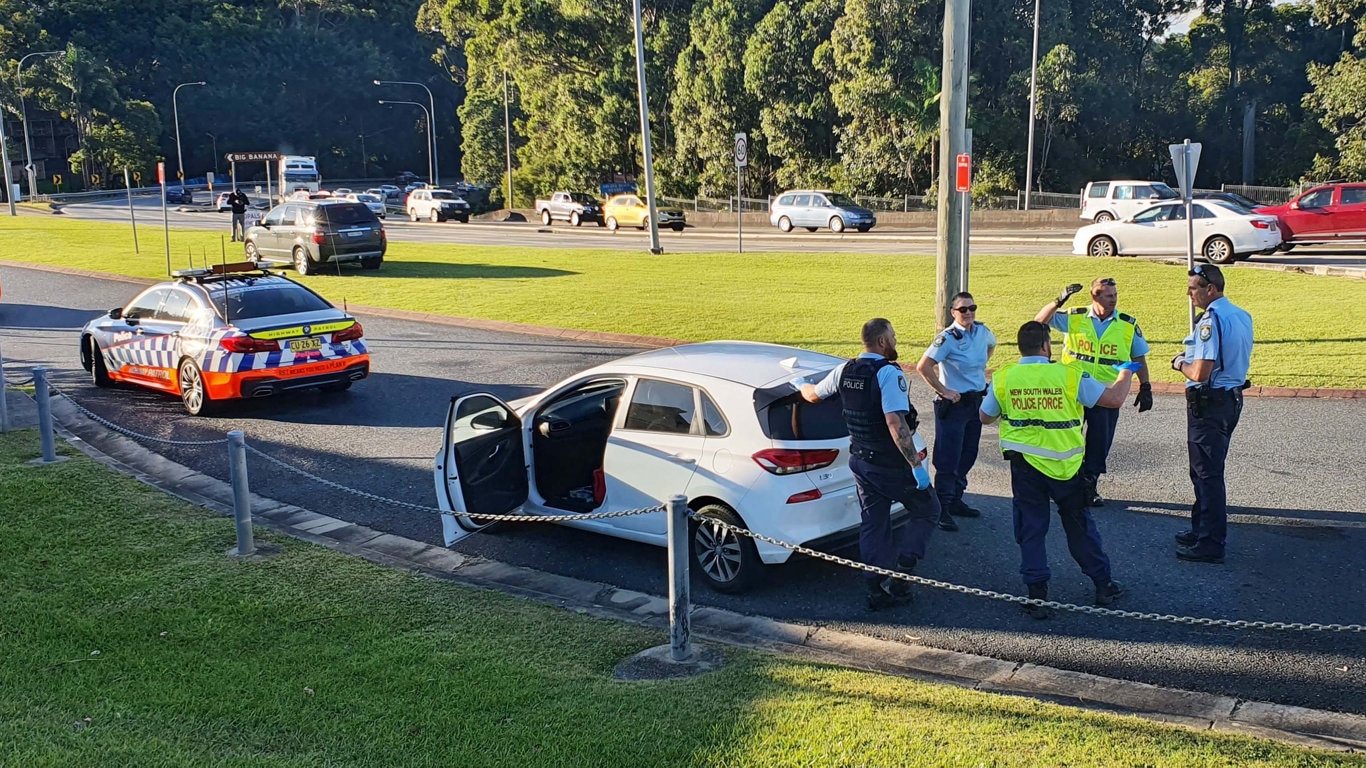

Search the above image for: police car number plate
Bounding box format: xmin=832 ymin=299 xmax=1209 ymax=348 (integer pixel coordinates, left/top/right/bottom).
xmin=290 ymin=337 xmax=322 ymax=353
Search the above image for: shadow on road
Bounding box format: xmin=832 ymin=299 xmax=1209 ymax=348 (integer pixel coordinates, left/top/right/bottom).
xmin=0 ymin=303 xmax=104 ymax=329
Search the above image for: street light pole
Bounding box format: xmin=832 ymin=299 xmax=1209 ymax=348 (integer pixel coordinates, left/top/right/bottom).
xmin=374 ymin=80 xmax=438 ymax=186
xmin=1023 ymin=0 xmax=1041 ymax=211
xmin=172 ymin=81 xmax=206 ymax=184
xmin=206 ymin=132 xmax=218 ymax=176
xmin=631 ymin=0 xmax=663 ymax=255
xmin=504 ymin=70 xmax=514 ymax=210
xmin=377 ymin=100 xmax=433 ymax=185
xmin=17 ymin=50 xmax=63 ymax=200
xmin=1 ymin=108 xmax=17 ymax=215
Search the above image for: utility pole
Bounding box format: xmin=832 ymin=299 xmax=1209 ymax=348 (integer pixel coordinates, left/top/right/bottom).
xmin=935 ymin=0 xmax=971 ymax=329
xmin=631 ymin=0 xmax=663 ymax=255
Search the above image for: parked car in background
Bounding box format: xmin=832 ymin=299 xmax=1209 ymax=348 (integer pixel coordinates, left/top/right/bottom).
xmin=215 ymin=192 xmax=233 ymax=212
xmin=603 ymin=194 xmax=686 ymax=231
xmin=1253 ymin=183 xmax=1366 ymax=252
xmin=343 ymin=192 xmax=387 ymax=219
xmin=165 ymin=186 xmax=194 ymax=204
xmin=536 ymin=191 xmax=604 ymax=227
xmin=433 ymin=341 xmax=917 ymax=593
xmin=378 ymin=184 xmax=402 ymax=200
xmin=244 ymin=199 xmax=386 ymax=275
xmin=1080 ymin=180 xmax=1178 ymax=222
xmin=1072 ymin=199 xmax=1280 ymax=264
xmin=332 ymin=188 xmax=353 ymax=196
xmin=403 ymin=181 xmax=429 ymax=197
xmin=1194 ymin=190 xmax=1264 ymax=210
xmin=406 ymin=188 xmax=471 ymax=223
xmin=769 ymin=190 xmax=877 ymax=233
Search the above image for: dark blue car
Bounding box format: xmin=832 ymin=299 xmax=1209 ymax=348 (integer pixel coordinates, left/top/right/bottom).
xmin=165 ymin=186 xmax=194 ymax=204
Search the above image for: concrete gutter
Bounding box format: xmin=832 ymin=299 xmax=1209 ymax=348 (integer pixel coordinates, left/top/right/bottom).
xmin=17 ymin=390 xmax=1363 ymax=754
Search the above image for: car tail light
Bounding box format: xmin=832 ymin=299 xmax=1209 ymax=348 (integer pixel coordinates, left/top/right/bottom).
xmin=1251 ymin=219 xmax=1271 ymax=229
xmin=379 ymin=227 xmax=386 ymax=242
xmin=331 ymin=322 xmax=363 ymax=342
xmin=786 ymin=489 xmax=823 ymax=504
xmin=752 ymin=448 xmax=839 ymax=475
xmin=220 ymin=333 xmax=280 ymax=353
xmin=312 ymin=230 xmax=326 ymax=244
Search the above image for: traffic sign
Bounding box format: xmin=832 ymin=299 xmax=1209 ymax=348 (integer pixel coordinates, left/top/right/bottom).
xmin=134 ymin=171 xmax=142 ymax=182
xmin=91 ymin=174 xmax=99 ymax=185
xmin=226 ymin=151 xmax=280 ymax=163
xmin=52 ymin=174 xmax=62 ymax=186
xmin=1169 ymin=141 xmax=1202 ymax=199
xmin=177 ymin=169 xmax=185 ymax=180
xmin=157 ymin=162 xmax=165 ymax=185
xmin=735 ymin=133 xmax=748 ymax=168
xmin=955 ymin=154 xmax=971 ymax=192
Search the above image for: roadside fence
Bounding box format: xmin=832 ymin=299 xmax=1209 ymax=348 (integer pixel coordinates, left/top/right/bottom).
xmin=13 ymin=373 xmax=1366 ymax=644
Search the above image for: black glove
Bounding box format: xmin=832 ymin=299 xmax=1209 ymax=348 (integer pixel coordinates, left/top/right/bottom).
xmin=1134 ymin=382 xmax=1153 ymax=412
xmin=1055 ymin=283 xmax=1083 ymax=307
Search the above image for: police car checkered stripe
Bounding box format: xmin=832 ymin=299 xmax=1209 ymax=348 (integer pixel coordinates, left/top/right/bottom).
xmin=206 ymin=338 xmax=366 ymax=374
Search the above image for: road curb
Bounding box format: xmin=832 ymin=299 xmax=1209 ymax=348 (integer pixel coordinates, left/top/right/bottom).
xmin=31 ymin=395 xmax=1366 ymax=754
xmin=4 ymin=258 xmax=1365 ymax=398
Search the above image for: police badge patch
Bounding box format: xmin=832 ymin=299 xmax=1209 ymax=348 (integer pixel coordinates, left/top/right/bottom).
xmin=898 ymin=376 xmax=908 ymax=391
xmin=933 ymin=336 xmax=945 ymax=346
xmin=1199 ymin=325 xmax=1212 ymax=341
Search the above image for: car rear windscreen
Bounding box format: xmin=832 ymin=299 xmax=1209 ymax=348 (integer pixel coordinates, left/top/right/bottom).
xmin=209 ymin=283 xmax=332 ymax=320
xmin=317 ymin=204 xmax=377 ymax=225
xmin=755 ymin=387 xmax=848 ymax=440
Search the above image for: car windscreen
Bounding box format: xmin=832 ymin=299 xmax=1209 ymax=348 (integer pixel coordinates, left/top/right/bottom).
xmin=207 ymin=282 xmax=332 ymax=320
xmin=430 ymin=191 xmax=460 ymax=200
xmin=1150 ymin=183 xmax=1179 ymax=199
xmin=826 ymin=193 xmax=860 ymax=207
xmin=570 ymin=193 xmax=598 ymax=204
xmin=754 ymin=385 xmax=849 ymax=440
xmin=1210 ymin=200 xmax=1253 ymax=215
xmin=355 ymin=194 xmax=381 ymax=203
xmin=316 ymin=204 xmax=377 ymax=225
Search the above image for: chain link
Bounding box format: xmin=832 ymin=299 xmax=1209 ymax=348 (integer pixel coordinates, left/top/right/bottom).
xmin=243 ymin=444 xmax=664 ymax=523
xmin=54 ymin=388 xmax=230 ymax=446
xmin=698 ymin=515 xmax=1366 ymax=633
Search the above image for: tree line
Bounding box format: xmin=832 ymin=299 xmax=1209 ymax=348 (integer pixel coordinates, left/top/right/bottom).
xmin=4 ymin=0 xmax=1366 ymax=203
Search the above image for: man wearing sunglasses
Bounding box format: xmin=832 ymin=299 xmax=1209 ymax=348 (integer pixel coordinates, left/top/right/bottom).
xmin=916 ymin=292 xmax=996 ymax=531
xmin=1172 ymin=264 xmax=1253 ymax=564
xmin=1035 ymin=277 xmax=1152 ymax=507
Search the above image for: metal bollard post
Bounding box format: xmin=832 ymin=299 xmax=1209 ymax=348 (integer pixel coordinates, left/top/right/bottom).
xmin=666 ymin=494 xmax=692 ymax=662
xmin=0 ymin=341 xmax=9 ymax=434
xmin=227 ymin=431 xmax=255 ymax=556
xmin=34 ymin=367 xmax=56 ymax=462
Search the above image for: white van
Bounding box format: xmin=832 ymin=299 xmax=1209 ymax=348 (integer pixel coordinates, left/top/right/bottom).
xmin=1080 ymin=180 xmax=1179 ymax=222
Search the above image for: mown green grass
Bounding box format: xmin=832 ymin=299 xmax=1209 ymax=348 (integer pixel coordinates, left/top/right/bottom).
xmin=1 ymin=428 xmax=1358 ymax=767
xmin=3 ymin=214 xmax=1364 ymax=388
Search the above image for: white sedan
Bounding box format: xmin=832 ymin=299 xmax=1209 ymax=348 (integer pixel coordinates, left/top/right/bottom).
xmin=1072 ymin=200 xmax=1282 ymax=265
xmin=433 ymin=341 xmax=922 ymax=594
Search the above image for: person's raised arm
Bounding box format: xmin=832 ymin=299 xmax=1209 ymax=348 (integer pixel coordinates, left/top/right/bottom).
xmin=1035 ymin=283 xmax=1083 ymax=324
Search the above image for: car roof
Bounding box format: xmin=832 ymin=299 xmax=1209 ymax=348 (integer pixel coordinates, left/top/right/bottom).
xmin=777 ymin=189 xmax=835 ymax=196
xmin=608 ymin=341 xmax=844 ymax=388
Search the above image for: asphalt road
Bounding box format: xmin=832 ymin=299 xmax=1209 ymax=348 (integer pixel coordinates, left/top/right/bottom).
xmin=41 ymin=195 xmax=1366 ymax=268
xmin=2 ymin=264 xmax=1364 ymax=715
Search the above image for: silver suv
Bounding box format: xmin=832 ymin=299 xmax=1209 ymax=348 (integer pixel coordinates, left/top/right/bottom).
xmin=407 ymin=188 xmax=471 ymax=223
xmin=769 ymin=190 xmax=877 ymax=233
xmin=1080 ymin=180 xmax=1178 ymax=222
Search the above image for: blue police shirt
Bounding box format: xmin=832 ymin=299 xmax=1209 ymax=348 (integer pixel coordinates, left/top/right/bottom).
xmin=814 ymin=353 xmax=912 ymax=414
xmin=1049 ymin=309 xmax=1151 ymax=358
xmin=1182 ymin=296 xmax=1254 ymax=390
xmin=923 ymin=322 xmax=996 ymax=393
xmin=981 ymin=356 xmax=1106 ymax=417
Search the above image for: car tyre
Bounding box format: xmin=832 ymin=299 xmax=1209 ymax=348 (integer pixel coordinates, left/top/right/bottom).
xmin=360 ymin=256 xmax=382 ymax=270
xmin=430 ymin=209 xmax=441 ymax=223
xmin=244 ymin=241 xmax=260 ymax=264
xmin=829 ymin=216 xmax=846 ymax=233
xmin=857 ymin=225 xmax=872 ymax=232
xmin=293 ymin=246 xmax=317 ymax=276
xmin=640 ymin=216 xmax=650 ymax=231
xmin=178 ymin=359 xmax=215 ymax=416
xmin=1203 ymin=235 xmax=1235 ymax=265
xmin=1087 ymin=235 xmax=1117 ymax=258
xmin=570 ymin=211 xmax=582 ymax=227
xmin=86 ymin=337 xmax=112 ymax=388
xmin=541 ymin=209 xmax=553 ymax=226
xmin=1276 ymin=242 xmax=1295 ymax=253
xmin=691 ymin=503 xmax=761 ymax=594
xmin=607 ymin=216 xmax=619 ymax=232
xmin=408 ymin=208 xmax=419 ymax=222
xmin=778 ymin=216 xmax=793 ymax=233
xmin=671 ymin=223 xmax=685 ymax=232
xmin=1094 ymin=211 xmax=1115 ymax=222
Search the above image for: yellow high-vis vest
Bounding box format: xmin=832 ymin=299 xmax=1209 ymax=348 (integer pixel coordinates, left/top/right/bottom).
xmin=1061 ymin=308 xmax=1138 ymax=384
xmin=992 ymin=362 xmax=1086 ymax=480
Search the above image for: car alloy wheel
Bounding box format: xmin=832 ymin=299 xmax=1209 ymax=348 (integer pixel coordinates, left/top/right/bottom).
xmin=244 ymin=241 xmax=260 ymax=264
xmin=829 ymin=216 xmax=845 ymax=233
xmin=409 ymin=209 xmax=419 ymax=222
xmin=778 ymin=216 xmax=793 ymax=232
xmin=293 ymin=246 xmax=315 ymax=276
xmin=607 ymin=216 xmax=619 ymax=231
xmin=570 ymin=211 xmax=582 ymax=227
xmin=541 ymin=209 xmax=552 ymax=226
xmin=178 ymin=359 xmax=213 ymax=416
xmin=1087 ymin=236 xmax=1117 ymax=258
xmin=1094 ymin=211 xmax=1115 ymax=222
xmin=430 ymin=209 xmax=441 ymax=223
xmin=1203 ymin=235 xmax=1235 ymax=265
xmin=690 ymin=504 xmax=760 ymax=593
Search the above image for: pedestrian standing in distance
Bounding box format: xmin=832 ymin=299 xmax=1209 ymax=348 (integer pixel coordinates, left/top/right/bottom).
xmin=1035 ymin=277 xmax=1153 ymax=507
xmin=229 ymin=188 xmax=250 ymax=242
xmin=801 ymin=318 xmax=940 ymax=611
xmin=915 ymin=292 xmax=996 ymax=532
xmin=1172 ymin=264 xmax=1253 ymax=564
xmin=979 ymin=321 xmax=1134 ymax=618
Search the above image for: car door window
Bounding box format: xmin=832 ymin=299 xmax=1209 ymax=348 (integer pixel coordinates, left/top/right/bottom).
xmin=1132 ymin=206 xmax=1168 ymax=223
xmin=1299 ymin=189 xmax=1332 ymax=208
xmin=262 ymin=208 xmax=286 ymax=226
xmin=778 ymin=195 xmax=794 ymax=206
xmin=1088 ymin=183 xmax=1110 ymax=198
xmin=624 ymin=379 xmax=696 ymax=434
xmin=124 ymin=288 xmax=169 ymax=320
xmin=1114 ymin=185 xmax=1134 ymax=200
xmin=154 ymin=289 xmax=195 ymax=323
xmin=793 ymin=195 xmax=811 ymax=207
xmin=1167 ymin=205 xmax=1186 ymax=221
xmin=1341 ymin=188 xmax=1366 ymax=205
xmin=1192 ymin=204 xmax=1216 ymax=219
xmin=700 ymin=391 xmax=728 ymax=436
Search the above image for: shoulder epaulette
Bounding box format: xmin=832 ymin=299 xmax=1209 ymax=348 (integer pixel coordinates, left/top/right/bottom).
xmin=1118 ymin=312 xmax=1137 ymax=325
xmin=1069 ymin=307 xmax=1088 ymax=315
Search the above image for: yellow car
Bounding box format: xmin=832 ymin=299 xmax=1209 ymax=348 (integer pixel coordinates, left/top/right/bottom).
xmin=603 ymin=194 xmax=686 ymax=232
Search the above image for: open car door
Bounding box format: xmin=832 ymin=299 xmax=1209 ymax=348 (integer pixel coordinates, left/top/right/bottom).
xmin=433 ymin=393 xmax=529 ymax=546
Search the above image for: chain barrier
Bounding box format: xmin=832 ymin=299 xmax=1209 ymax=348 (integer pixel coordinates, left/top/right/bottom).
xmin=3 ymin=375 xmax=35 ymax=387
xmin=698 ymin=515 xmax=1366 ymax=634
xmin=53 ymin=387 xmax=230 ymax=447
xmin=243 ymin=443 xmax=663 ymax=523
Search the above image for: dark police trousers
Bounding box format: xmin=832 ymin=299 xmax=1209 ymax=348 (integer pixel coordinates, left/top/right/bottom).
xmin=1187 ymin=388 xmax=1244 ymax=555
xmin=932 ymin=391 xmax=985 ymax=510
xmin=1009 ymin=457 xmax=1112 ymax=586
xmin=1081 ymin=404 xmax=1121 ymax=480
xmin=849 ymin=455 xmax=940 ymax=585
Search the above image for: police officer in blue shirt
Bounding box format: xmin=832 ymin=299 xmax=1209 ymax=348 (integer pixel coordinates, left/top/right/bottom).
xmin=802 ymin=318 xmax=940 ymax=611
xmin=916 ymin=292 xmax=996 ymax=531
xmin=1172 ymin=265 xmax=1254 ymax=564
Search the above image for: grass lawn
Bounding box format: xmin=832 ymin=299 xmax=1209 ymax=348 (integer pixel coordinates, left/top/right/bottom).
xmin=1 ymin=428 xmax=1358 ymax=766
xmin=3 ymin=214 xmax=1364 ymax=388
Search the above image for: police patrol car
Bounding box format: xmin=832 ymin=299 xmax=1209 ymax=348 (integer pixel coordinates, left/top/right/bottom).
xmin=79 ymin=262 xmax=370 ymax=415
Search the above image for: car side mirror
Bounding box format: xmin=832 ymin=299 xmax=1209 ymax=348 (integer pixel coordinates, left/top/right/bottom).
xmin=471 ymin=410 xmax=507 ymax=430
xmin=108 ymin=307 xmax=123 ymax=319
xmin=1289 ymin=201 xmax=1299 ymax=210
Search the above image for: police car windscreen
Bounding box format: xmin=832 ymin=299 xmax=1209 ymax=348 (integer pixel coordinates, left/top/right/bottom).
xmin=755 ymin=387 xmax=848 ymax=441
xmin=209 ymin=284 xmax=332 ymax=320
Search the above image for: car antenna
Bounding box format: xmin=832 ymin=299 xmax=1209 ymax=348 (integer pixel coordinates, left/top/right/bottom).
xmin=187 ymin=245 xmax=194 ymax=271
xmin=221 ymin=236 xmax=231 ymax=325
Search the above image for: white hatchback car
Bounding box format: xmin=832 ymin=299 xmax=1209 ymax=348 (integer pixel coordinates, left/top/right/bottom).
xmin=433 ymin=341 xmax=920 ymax=593
xmin=1073 ymin=199 xmax=1282 ymax=264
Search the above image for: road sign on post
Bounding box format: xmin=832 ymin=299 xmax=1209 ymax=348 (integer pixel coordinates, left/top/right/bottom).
xmin=157 ymin=162 xmax=165 ymax=185
xmin=955 ymin=154 xmax=971 ymax=192
xmin=1169 ymin=140 xmax=1202 ymax=332
xmin=735 ymin=133 xmax=747 ymax=254
xmin=734 ymin=133 xmax=747 ymax=168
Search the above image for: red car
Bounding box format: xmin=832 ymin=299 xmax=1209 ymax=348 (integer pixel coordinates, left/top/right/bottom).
xmin=1256 ymin=183 xmax=1366 ymax=252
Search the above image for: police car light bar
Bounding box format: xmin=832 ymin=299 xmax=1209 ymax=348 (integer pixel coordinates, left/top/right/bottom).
xmin=171 ymin=262 xmax=265 ymax=279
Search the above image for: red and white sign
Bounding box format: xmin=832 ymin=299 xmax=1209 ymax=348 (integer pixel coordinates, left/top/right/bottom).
xmin=157 ymin=162 xmax=166 ymax=185
xmin=955 ymin=154 xmax=971 ymax=192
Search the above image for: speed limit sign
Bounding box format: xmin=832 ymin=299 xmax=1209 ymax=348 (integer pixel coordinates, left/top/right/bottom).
xmin=735 ymin=133 xmax=748 ymax=168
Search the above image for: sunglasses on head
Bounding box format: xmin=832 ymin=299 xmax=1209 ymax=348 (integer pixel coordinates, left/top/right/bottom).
xmin=952 ymin=304 xmax=977 ymax=313
xmin=1097 ymin=278 xmax=1116 ymax=287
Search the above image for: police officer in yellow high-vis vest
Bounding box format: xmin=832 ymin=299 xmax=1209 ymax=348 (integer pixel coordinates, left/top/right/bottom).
xmin=980 ymin=322 xmax=1136 ymax=619
xmin=1035 ymin=277 xmax=1152 ymax=507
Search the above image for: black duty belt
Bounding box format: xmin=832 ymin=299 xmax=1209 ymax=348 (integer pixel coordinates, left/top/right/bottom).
xmin=850 ymin=447 xmax=907 ymax=469
xmin=1068 ymin=351 xmax=1127 ymax=366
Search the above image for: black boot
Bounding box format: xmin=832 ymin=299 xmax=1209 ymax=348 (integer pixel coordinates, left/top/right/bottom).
xmin=1024 ymin=582 xmax=1051 ymax=619
xmin=1094 ymin=579 xmax=1124 ymax=606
